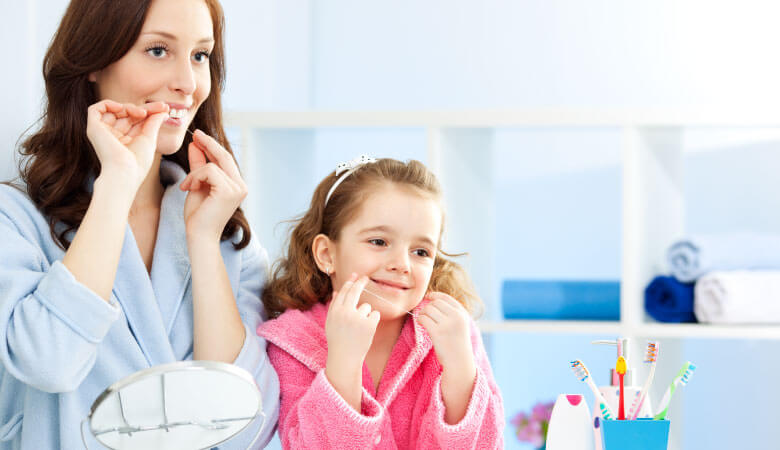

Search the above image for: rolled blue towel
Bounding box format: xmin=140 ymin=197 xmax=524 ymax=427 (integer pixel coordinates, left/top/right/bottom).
xmin=644 ymin=276 xmax=696 ymax=323
xmin=501 ymin=280 xmax=620 ymax=320
xmin=668 ymin=233 xmax=780 ymax=282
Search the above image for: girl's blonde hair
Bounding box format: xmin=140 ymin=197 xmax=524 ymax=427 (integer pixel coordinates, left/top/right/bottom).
xmin=262 ymin=158 xmax=481 ymax=318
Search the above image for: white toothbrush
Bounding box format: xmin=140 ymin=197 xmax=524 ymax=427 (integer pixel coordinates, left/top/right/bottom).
xmin=570 ymin=360 xmax=615 ymax=420
xmin=628 ymin=341 xmax=659 ymax=420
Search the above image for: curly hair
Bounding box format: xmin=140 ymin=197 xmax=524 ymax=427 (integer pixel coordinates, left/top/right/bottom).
xmin=13 ymin=0 xmax=251 ymax=250
xmin=262 ymin=158 xmax=482 ymax=318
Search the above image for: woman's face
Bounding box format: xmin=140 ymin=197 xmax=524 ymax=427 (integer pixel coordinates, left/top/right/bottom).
xmin=90 ymin=0 xmax=214 ymax=154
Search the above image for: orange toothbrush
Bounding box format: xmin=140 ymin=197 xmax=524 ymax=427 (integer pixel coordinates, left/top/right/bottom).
xmin=616 ymin=356 xmax=627 ymax=420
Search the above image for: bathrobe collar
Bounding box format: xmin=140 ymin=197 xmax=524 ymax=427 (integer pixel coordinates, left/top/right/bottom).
xmin=111 ymin=160 xmax=190 ymax=366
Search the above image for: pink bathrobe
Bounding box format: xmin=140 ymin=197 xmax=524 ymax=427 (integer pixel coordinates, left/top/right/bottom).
xmin=257 ymin=301 xmax=504 ymax=449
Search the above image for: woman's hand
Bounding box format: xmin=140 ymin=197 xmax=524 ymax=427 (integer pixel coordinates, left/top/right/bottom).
xmin=418 ymin=292 xmax=475 ymax=373
xmin=324 ymin=274 xmax=380 ymax=411
xmin=86 ymin=99 xmax=169 ymax=187
xmin=180 ymin=129 xmax=248 ymax=242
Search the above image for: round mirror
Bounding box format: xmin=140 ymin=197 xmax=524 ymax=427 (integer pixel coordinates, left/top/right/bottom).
xmin=82 ymin=361 xmax=264 ymax=450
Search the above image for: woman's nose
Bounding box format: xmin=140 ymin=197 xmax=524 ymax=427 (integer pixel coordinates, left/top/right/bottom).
xmin=170 ymin=57 xmax=196 ymax=95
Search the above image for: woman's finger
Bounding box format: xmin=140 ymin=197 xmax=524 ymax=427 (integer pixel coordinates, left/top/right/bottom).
xmin=137 ymin=110 xmax=168 ymax=144
xmin=142 ymin=101 xmax=170 ymax=115
xmin=182 ymin=162 xmax=229 ymax=193
xmin=192 ymin=129 xmax=243 ymax=182
xmin=188 ymin=142 xmax=208 ymax=171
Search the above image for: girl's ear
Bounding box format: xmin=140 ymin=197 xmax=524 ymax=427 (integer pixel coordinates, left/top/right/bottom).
xmin=312 ymin=234 xmax=334 ymax=275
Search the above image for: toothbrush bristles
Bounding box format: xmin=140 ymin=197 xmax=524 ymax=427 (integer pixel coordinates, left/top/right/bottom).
xmin=645 ymin=341 xmax=659 ymax=362
xmin=570 ymin=360 xmax=589 ymax=381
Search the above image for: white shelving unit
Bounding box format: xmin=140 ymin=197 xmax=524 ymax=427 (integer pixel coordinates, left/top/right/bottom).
xmin=226 ymin=109 xmax=780 ymax=341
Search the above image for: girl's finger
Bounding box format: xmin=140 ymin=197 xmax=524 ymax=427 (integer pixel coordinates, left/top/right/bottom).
xmin=417 ymin=313 xmax=434 ymax=331
xmin=192 ymin=129 xmax=242 ymax=182
xmin=345 ymin=276 xmax=369 ymax=309
xmin=333 ymin=279 xmax=354 ymax=308
xmin=421 ymin=304 xmax=445 ymax=323
xmin=356 ymin=303 xmax=372 ymax=317
xmin=427 ymin=291 xmax=462 ymax=309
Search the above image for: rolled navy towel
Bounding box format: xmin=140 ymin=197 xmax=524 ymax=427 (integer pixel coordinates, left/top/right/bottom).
xmin=644 ymin=276 xmax=696 ymax=323
xmin=667 ymin=233 xmax=780 ymax=283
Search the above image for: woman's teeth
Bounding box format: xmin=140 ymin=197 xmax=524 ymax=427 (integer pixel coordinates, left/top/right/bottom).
xmin=168 ymin=108 xmax=186 ymax=119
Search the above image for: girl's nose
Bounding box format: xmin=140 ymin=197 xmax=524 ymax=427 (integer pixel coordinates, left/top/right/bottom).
xmin=387 ymin=251 xmax=411 ymax=274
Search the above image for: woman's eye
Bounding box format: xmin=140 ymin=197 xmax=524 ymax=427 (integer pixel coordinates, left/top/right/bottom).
xmin=193 ymin=51 xmax=210 ymax=63
xmin=413 ymin=249 xmax=431 ymax=257
xmin=146 ymin=46 xmax=167 ymax=58
xmin=368 ymin=238 xmax=387 ymax=247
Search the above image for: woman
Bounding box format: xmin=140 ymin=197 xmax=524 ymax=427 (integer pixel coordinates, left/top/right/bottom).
xmin=0 ymin=0 xmax=279 ymax=448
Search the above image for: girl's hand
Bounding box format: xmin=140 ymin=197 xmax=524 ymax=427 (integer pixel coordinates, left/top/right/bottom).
xmin=418 ymin=292 xmax=475 ymax=372
xmin=181 ymin=129 xmax=248 ymax=242
xmin=325 ymin=274 xmax=380 ymax=371
xmin=419 ymin=292 xmax=477 ymax=424
xmin=86 ymin=99 xmax=169 ymax=187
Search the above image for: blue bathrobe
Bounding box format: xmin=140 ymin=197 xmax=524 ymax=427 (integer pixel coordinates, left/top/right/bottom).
xmin=0 ymin=160 xmax=280 ymax=449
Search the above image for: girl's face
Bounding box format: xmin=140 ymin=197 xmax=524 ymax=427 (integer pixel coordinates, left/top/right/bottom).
xmin=327 ymin=184 xmax=443 ymax=320
xmin=90 ymin=0 xmax=213 ymax=154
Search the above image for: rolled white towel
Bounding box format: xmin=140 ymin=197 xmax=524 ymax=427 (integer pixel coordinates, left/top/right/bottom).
xmin=694 ymin=270 xmax=780 ymax=324
xmin=668 ymin=233 xmax=780 ymax=282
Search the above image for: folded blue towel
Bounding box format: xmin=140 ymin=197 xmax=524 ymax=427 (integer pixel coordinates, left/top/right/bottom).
xmin=668 ymin=233 xmax=780 ymax=282
xmin=644 ymin=276 xmax=696 ymax=323
xmin=501 ymin=280 xmax=620 ymax=320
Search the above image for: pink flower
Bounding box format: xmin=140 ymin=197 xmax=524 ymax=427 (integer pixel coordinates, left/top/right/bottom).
xmin=511 ymin=400 xmax=554 ymax=447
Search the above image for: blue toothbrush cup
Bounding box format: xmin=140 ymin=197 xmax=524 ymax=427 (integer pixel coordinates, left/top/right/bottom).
xmin=599 ymin=418 xmax=670 ymax=450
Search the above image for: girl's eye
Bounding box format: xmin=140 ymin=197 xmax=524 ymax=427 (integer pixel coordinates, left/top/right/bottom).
xmin=368 ymin=238 xmax=387 ymax=247
xmin=146 ymin=45 xmax=168 ymax=58
xmin=193 ymin=51 xmax=210 ymax=64
xmin=413 ymin=249 xmax=431 ymax=258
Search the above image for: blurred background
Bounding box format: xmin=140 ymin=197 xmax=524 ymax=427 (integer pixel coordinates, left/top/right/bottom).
xmin=4 ymin=1 xmax=780 ymax=449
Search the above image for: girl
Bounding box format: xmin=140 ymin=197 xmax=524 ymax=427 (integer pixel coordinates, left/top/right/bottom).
xmin=0 ymin=0 xmax=278 ymax=448
xmin=258 ymin=156 xmax=504 ymax=448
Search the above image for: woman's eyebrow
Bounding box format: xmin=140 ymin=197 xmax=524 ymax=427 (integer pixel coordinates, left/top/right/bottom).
xmin=140 ymin=31 xmax=214 ymax=45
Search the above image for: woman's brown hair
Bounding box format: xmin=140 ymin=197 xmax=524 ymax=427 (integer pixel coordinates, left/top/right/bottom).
xmin=15 ymin=0 xmax=250 ymax=249
xmin=262 ymin=158 xmax=482 ymax=318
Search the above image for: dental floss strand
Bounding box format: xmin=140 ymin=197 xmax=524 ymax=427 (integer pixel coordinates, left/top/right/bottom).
xmin=362 ymin=288 xmax=416 ymax=317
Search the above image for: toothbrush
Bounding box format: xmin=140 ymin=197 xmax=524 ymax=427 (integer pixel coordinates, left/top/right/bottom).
xmin=570 ymin=360 xmax=615 ymax=420
xmin=616 ymin=356 xmax=627 ymax=420
xmin=653 ymin=361 xmax=696 ymax=420
xmin=628 ymin=341 xmax=659 ymax=420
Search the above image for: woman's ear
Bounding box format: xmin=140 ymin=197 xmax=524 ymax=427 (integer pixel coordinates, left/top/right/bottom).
xmin=88 ymin=71 xmax=99 ymax=83
xmin=312 ymin=234 xmax=334 ymax=275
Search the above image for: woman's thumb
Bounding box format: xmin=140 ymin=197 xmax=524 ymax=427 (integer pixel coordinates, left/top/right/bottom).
xmin=140 ymin=111 xmax=169 ymax=141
